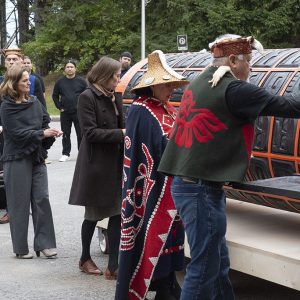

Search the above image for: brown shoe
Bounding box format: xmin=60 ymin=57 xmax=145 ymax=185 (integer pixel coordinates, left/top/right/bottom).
xmin=0 ymin=213 xmax=9 ymax=224
xmin=104 ymin=268 xmax=118 ymax=280
xmin=79 ymin=259 xmax=103 ymax=275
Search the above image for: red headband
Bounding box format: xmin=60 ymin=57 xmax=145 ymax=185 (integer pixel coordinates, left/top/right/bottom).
xmin=211 ymin=37 xmax=253 ymax=58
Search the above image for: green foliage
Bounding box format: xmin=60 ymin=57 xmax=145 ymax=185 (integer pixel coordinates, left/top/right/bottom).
xmin=46 ymin=95 xmax=60 ymax=116
xmin=23 ymin=0 xmax=300 ymax=74
xmin=23 ymin=0 xmax=140 ymax=72
xmin=161 ymin=0 xmax=300 ymax=50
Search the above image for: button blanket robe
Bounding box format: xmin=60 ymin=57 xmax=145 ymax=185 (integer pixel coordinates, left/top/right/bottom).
xmin=115 ymin=96 xmax=184 ymax=300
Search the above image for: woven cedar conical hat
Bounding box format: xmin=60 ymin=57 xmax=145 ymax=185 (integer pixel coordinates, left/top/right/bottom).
xmin=131 ymin=50 xmax=189 ymax=93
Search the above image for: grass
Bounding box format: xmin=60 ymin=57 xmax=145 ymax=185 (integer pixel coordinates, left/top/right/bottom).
xmin=46 ymin=95 xmax=60 ymax=116
xmin=44 ymin=72 xmax=61 ymax=116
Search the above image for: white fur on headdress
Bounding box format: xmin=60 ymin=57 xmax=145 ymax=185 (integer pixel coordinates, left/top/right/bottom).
xmin=208 ymin=66 xmax=235 ymax=88
xmin=152 ymin=50 xmax=185 ymax=80
xmin=247 ymin=36 xmax=264 ymax=55
xmin=208 ymin=34 xmax=241 ymax=50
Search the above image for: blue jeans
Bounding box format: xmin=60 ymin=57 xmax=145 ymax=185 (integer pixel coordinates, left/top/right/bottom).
xmin=171 ymin=176 xmax=235 ymax=300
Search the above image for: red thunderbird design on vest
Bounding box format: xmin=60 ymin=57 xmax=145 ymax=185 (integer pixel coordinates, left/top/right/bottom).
xmin=171 ymin=88 xmax=228 ymax=148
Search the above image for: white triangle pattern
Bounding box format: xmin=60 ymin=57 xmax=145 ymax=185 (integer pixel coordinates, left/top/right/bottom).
xmin=144 ymin=279 xmax=151 ymax=287
xmin=149 ymin=257 xmax=159 ymax=266
xmin=159 ymin=233 xmax=168 ymax=243
xmin=168 ymin=209 xmax=177 ymax=218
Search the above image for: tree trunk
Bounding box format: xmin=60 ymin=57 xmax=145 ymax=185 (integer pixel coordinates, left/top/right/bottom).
xmin=17 ymin=0 xmax=30 ymax=44
xmin=33 ymin=0 xmax=50 ymax=75
xmin=34 ymin=0 xmax=46 ymax=34
xmin=0 ymin=0 xmax=6 ymax=66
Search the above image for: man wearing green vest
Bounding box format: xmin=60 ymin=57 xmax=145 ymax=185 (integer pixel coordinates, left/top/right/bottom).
xmin=158 ymin=34 xmax=300 ymax=300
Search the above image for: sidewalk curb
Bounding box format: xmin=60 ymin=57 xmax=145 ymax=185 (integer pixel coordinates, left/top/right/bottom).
xmin=50 ymin=115 xmax=60 ymax=122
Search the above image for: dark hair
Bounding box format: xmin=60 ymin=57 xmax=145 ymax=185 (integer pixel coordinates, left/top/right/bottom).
xmin=120 ymin=51 xmax=132 ymax=59
xmin=64 ymin=60 xmax=77 ymax=68
xmin=86 ymin=56 xmax=121 ymax=87
xmin=133 ymin=87 xmax=153 ymax=97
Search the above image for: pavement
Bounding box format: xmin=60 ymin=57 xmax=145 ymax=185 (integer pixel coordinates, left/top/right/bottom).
xmin=50 ymin=115 xmax=60 ymax=122
xmin=0 ymin=121 xmax=300 ymax=300
xmin=0 ymin=122 xmax=118 ymax=300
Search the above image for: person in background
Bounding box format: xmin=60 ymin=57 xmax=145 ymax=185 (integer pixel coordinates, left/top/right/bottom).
xmin=26 ymin=58 xmax=46 ymax=96
xmin=0 ymin=65 xmax=62 ymax=259
xmin=23 ymin=56 xmax=50 ymax=164
xmin=115 ymin=50 xmax=188 ymax=300
xmin=158 ymin=34 xmax=300 ymax=300
xmin=1 ymin=48 xmax=23 ymax=73
xmin=52 ymin=60 xmax=87 ymax=162
xmin=119 ymin=51 xmax=132 ymax=78
xmin=0 ymin=48 xmax=24 ymax=83
xmin=69 ymin=57 xmax=124 ymax=279
xmin=23 ymin=56 xmax=46 ymax=106
xmin=0 ymin=48 xmax=24 ymax=224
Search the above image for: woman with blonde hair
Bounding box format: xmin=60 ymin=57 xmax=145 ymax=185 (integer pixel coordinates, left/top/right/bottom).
xmin=0 ymin=66 xmax=62 ymax=259
xmin=69 ymin=56 xmax=125 ymax=279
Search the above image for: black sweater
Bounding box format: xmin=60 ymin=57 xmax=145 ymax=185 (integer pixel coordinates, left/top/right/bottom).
xmin=226 ymin=80 xmax=300 ymax=121
xmin=52 ymin=75 xmax=87 ymax=113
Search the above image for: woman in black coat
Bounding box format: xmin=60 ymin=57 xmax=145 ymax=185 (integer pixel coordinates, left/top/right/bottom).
xmin=69 ymin=56 xmax=124 ymax=278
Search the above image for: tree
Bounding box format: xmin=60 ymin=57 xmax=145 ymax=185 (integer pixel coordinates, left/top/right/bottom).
xmin=0 ymin=0 xmax=6 ymax=66
xmin=161 ymin=0 xmax=300 ymax=50
xmin=22 ymin=0 xmax=140 ymax=72
xmin=22 ymin=0 xmax=300 ymax=75
xmin=30 ymin=0 xmax=52 ymax=75
xmin=17 ymin=0 xmax=30 ymax=44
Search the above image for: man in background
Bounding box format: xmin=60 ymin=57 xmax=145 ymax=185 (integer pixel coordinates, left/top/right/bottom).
xmin=1 ymin=48 xmax=23 ymax=75
xmin=52 ymin=60 xmax=87 ymax=162
xmin=23 ymin=56 xmax=46 ymax=108
xmin=119 ymin=51 xmax=132 ymax=78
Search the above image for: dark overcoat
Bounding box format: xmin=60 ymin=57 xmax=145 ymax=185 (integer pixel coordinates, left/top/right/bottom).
xmin=69 ymin=84 xmax=124 ymax=219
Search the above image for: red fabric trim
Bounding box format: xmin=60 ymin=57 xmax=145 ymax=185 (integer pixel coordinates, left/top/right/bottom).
xmin=242 ymin=123 xmax=254 ymax=160
xmin=212 ymin=38 xmax=252 ymax=58
xmin=128 ymin=178 xmax=176 ymax=300
xmin=121 ymin=98 xmax=180 ymax=300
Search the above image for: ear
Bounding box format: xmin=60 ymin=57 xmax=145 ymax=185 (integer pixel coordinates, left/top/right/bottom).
xmin=228 ymin=54 xmax=237 ymax=68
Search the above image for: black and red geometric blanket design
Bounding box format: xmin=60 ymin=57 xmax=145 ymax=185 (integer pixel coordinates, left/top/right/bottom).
xmin=115 ymin=97 xmax=184 ymax=300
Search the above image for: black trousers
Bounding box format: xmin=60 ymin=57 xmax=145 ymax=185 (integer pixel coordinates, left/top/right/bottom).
xmin=60 ymin=111 xmax=81 ymax=156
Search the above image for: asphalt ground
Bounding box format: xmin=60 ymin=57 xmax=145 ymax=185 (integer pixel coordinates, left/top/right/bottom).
xmin=0 ymin=121 xmax=299 ymax=300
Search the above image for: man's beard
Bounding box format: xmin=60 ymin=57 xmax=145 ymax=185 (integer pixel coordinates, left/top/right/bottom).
xmin=122 ymin=64 xmax=130 ymax=71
